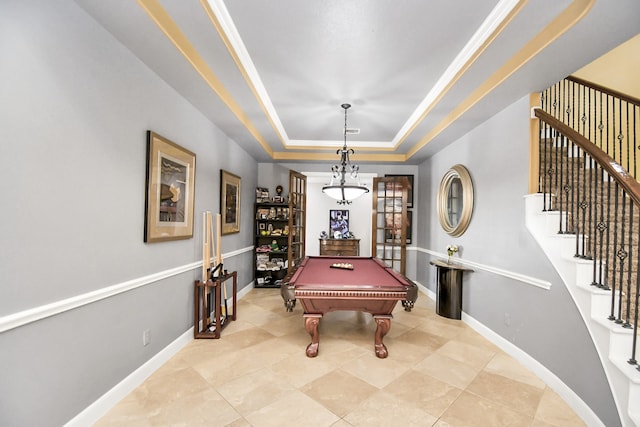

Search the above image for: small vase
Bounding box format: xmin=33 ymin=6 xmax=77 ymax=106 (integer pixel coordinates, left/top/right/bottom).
xmin=447 ymin=255 xmax=452 ymax=263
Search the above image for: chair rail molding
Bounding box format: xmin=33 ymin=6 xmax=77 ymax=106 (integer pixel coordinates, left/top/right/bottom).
xmin=0 ymin=246 xmax=254 ymax=333
xmin=418 ymin=247 xmax=551 ymax=290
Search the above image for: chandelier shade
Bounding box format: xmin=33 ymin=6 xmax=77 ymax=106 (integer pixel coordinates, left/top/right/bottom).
xmin=321 ymin=103 xmax=369 ymax=205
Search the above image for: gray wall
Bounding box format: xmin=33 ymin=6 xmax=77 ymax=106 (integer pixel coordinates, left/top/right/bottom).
xmin=416 ymin=96 xmax=619 ymax=426
xmin=0 ymin=1 xmax=256 ymax=425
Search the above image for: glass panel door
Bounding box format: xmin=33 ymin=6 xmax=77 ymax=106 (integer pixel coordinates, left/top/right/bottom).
xmin=372 ymin=176 xmax=408 ymax=275
xmin=288 ymin=170 xmax=306 ymax=272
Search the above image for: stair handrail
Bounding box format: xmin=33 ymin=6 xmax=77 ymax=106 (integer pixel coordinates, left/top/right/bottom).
xmin=567 ymin=75 xmax=640 ymax=107
xmin=534 ymin=108 xmax=640 ymax=206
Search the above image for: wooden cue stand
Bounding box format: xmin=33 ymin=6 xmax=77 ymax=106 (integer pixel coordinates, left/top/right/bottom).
xmin=194 ymin=271 xmax=237 ymax=339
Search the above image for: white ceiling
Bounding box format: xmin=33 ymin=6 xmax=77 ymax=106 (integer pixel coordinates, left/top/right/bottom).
xmin=75 ymin=0 xmax=640 ymax=164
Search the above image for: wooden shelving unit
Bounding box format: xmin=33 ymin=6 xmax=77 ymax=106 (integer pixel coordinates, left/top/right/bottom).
xmin=254 ymin=203 xmax=290 ymax=288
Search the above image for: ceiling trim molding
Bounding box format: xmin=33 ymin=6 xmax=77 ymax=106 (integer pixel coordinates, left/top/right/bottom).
xmin=135 ymin=0 xmax=274 ymax=157
xmin=202 ymin=0 xmax=527 ymax=155
xmin=286 ymin=140 xmax=397 ymax=151
xmin=395 ymin=0 xmax=527 ymax=149
xmin=201 ymin=0 xmax=288 ymax=148
xmin=272 ymin=151 xmax=407 ymax=163
xmin=406 ymin=0 xmax=595 ymax=159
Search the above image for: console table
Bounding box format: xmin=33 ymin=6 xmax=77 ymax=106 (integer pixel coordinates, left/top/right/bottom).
xmin=429 ymin=260 xmax=472 ymax=320
xmin=194 ymin=271 xmax=237 ymax=339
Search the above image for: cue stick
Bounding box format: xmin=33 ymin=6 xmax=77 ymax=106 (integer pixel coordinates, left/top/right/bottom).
xmin=202 ymin=211 xmax=213 ymax=327
xmin=215 ymin=213 xmax=228 ymax=319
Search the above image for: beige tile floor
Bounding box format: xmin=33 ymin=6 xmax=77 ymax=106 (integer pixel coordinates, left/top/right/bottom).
xmin=96 ymin=289 xmax=586 ymax=426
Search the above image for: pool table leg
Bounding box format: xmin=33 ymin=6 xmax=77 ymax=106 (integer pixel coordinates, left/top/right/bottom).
xmin=373 ymin=315 xmax=392 ymax=358
xmin=304 ymin=314 xmax=322 ymax=357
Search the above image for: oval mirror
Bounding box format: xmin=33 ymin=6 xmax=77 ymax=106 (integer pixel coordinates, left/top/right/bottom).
xmin=437 ymin=164 xmax=473 ymax=237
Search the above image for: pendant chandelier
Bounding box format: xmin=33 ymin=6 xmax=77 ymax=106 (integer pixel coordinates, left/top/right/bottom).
xmin=322 ymin=103 xmax=369 ymax=204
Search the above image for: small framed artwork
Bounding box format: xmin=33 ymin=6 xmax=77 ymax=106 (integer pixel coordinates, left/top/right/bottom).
xmin=329 ymin=210 xmax=349 ymax=237
xmin=144 ymin=131 xmax=196 ymax=243
xmin=221 ymin=169 xmax=241 ymax=235
xmin=385 ymin=174 xmax=414 ymax=208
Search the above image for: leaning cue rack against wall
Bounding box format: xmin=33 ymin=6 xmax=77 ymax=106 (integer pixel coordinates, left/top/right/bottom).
xmin=194 ymin=212 xmax=237 ymax=339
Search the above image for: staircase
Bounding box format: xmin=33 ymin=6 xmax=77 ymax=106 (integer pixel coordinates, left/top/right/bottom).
xmin=525 ymin=193 xmax=640 ymax=427
xmin=527 ymin=76 xmax=640 ymax=426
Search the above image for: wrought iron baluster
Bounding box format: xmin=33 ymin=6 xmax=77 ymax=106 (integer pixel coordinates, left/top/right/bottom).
xmin=630 ymin=239 xmax=639 ymax=366
xmin=570 ymin=134 xmax=577 ymax=234
xmin=578 ymin=145 xmax=588 ymax=256
xmin=609 ymin=183 xmax=621 ymax=321
xmin=633 ymin=104 xmax=638 ymax=180
xmin=624 ymin=102 xmax=630 ymax=173
xmin=586 ymin=88 xmax=594 ymax=259
xmin=603 ymin=171 xmax=612 ymax=292
xmin=615 ymin=193 xmax=628 ymax=325
xmin=559 ymin=134 xmax=567 ymax=234
xmin=593 ymin=164 xmax=607 ymax=288
xmin=541 ymin=121 xmax=549 ymax=209
xmin=623 ymin=201 xmax=633 ymax=328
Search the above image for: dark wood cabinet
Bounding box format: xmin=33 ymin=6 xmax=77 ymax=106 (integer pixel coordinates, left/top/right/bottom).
xmin=319 ymin=238 xmax=360 ymax=256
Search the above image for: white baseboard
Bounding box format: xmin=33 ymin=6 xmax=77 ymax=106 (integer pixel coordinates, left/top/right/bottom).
xmin=413 ymin=281 xmax=602 ymax=426
xmin=64 ymin=328 xmax=193 ymax=426
xmin=462 ymin=312 xmax=603 ymax=427
xmin=65 ymin=285 xmax=256 ymax=426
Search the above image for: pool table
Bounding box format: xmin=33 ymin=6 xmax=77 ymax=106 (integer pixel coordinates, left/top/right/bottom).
xmin=281 ymin=256 xmax=418 ymax=358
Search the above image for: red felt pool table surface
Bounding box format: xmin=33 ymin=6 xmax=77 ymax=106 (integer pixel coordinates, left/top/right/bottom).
xmin=289 ymin=256 xmax=411 ymax=290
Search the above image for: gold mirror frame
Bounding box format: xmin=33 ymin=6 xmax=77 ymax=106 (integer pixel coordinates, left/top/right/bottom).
xmin=437 ymin=164 xmax=474 ymax=237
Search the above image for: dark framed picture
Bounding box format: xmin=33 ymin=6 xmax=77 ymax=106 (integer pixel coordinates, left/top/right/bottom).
xmin=144 ymin=131 xmax=196 ymax=243
xmin=221 ymin=170 xmax=241 ymax=235
xmin=385 ymin=174 xmax=414 ymax=208
xmin=329 ymin=210 xmax=349 ymax=237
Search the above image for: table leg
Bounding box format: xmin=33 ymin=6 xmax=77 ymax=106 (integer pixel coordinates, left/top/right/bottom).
xmin=303 ymin=314 xmax=322 ymax=357
xmin=373 ymin=315 xmax=392 ymax=358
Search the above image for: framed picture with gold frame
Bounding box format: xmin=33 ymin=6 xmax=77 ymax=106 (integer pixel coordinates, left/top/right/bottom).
xmin=221 ymin=169 xmax=241 ymax=235
xmin=144 ymin=131 xmax=196 ymax=242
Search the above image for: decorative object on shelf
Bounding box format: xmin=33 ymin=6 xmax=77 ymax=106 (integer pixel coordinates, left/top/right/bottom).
xmin=255 ymin=187 xmax=269 ymax=203
xmin=322 ymin=103 xmax=369 ymax=204
xmin=221 ymin=169 xmax=241 ymax=235
xmin=273 ymin=184 xmax=285 ymax=203
xmin=320 ymin=231 xmax=329 ymax=239
xmin=437 ymin=164 xmax=474 ymax=237
xmin=144 ymin=131 xmax=196 ymax=242
xmin=446 ymin=244 xmax=459 ymax=263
